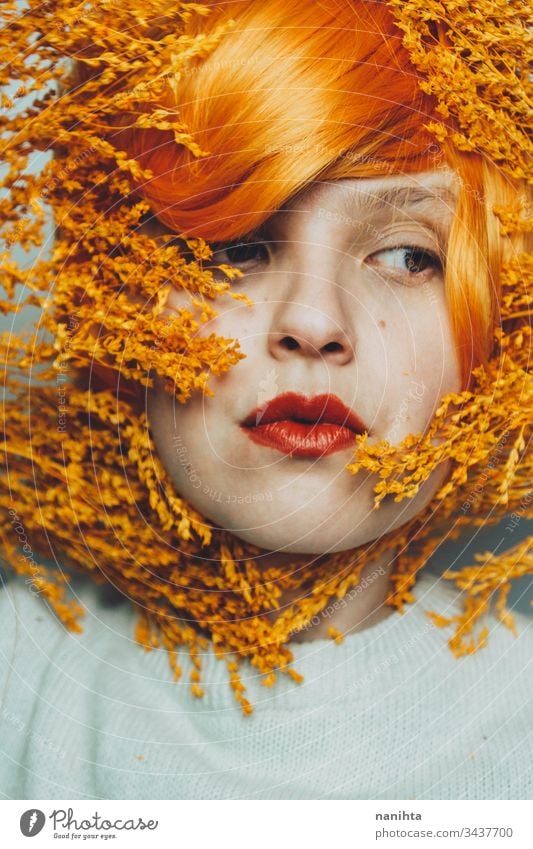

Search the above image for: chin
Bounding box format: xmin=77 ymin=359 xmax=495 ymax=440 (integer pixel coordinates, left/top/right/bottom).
xmin=219 ymin=480 xmax=445 ymax=554
xmin=223 ymin=519 xmax=379 ymax=555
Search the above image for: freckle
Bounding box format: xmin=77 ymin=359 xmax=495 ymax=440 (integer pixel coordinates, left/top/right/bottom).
xmin=378 ymin=319 xmax=386 ymax=329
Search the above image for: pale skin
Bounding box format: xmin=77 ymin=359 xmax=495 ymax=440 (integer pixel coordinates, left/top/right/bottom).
xmin=144 ymin=169 xmax=462 ymax=640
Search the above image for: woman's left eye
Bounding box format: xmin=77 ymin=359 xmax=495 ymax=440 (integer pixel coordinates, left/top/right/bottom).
xmin=212 ymin=240 xmax=269 ymax=268
xmin=367 ymin=246 xmax=442 ymax=275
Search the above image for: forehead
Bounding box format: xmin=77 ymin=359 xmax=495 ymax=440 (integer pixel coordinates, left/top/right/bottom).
xmin=257 ymin=168 xmax=460 ymax=243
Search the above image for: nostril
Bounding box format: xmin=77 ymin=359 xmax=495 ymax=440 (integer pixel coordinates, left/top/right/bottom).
xmin=281 ymin=336 xmax=300 ymax=350
xmin=322 ymin=341 xmax=343 ymax=353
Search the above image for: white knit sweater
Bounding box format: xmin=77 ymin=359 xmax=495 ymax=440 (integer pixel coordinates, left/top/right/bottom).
xmin=0 ymin=569 xmax=531 ymax=800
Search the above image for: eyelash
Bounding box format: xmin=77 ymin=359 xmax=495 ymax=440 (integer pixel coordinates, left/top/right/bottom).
xmin=368 ymin=245 xmax=443 ymax=276
xmin=211 ymin=240 xmax=443 ymax=277
xmin=212 ymin=240 xmax=268 ymax=267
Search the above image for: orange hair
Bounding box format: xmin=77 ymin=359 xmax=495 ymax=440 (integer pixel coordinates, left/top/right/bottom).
xmin=107 ymin=0 xmax=526 ymax=386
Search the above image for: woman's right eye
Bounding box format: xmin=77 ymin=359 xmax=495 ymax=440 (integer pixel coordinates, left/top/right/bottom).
xmin=213 ymin=241 xmax=269 ymax=268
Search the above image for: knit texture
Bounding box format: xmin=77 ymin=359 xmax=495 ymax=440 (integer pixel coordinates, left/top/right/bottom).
xmin=1 ymin=571 xmax=531 ymax=800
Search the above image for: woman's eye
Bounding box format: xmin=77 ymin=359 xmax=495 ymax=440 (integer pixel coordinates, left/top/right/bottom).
xmin=368 ymin=246 xmax=442 ymax=275
xmin=213 ymin=241 xmax=269 ymax=267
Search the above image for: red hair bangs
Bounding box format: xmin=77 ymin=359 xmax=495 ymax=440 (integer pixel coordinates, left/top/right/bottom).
xmin=117 ymin=0 xmax=440 ymax=240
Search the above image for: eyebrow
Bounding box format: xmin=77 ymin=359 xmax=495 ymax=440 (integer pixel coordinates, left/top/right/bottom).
xmin=330 ymin=182 xmax=458 ymax=245
xmin=340 ymin=183 xmax=458 ymax=215
xmin=257 ymin=182 xmax=458 ymax=247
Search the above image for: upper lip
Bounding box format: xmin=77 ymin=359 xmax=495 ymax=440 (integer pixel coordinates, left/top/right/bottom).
xmin=241 ymin=392 xmax=368 ymax=433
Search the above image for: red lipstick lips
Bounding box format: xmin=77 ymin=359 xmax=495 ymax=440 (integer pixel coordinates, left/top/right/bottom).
xmin=241 ymin=392 xmax=367 ymax=458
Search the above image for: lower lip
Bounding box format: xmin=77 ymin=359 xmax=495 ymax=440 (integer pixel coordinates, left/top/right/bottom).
xmin=241 ymin=420 xmax=357 ymax=457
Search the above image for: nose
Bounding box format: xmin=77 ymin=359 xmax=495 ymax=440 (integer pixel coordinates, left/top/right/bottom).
xmin=267 ymin=271 xmax=355 ymax=365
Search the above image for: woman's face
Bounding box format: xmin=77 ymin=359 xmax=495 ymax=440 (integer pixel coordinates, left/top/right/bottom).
xmin=146 ymin=169 xmax=461 ymax=553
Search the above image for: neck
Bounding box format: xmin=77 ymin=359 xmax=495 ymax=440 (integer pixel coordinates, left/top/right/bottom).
xmin=255 ymin=548 xmax=395 ymax=643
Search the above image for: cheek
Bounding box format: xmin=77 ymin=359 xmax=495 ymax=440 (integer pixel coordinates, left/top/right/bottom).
xmin=410 ymin=310 xmax=461 ymax=430
xmin=413 ymin=292 xmax=461 ymax=392
xmin=164 ymin=285 xmax=258 ymax=346
xmin=382 ymin=284 xmax=459 ymax=379
xmin=372 ymin=291 xmax=461 ymax=438
xmin=147 ymin=388 xmax=212 ymax=506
